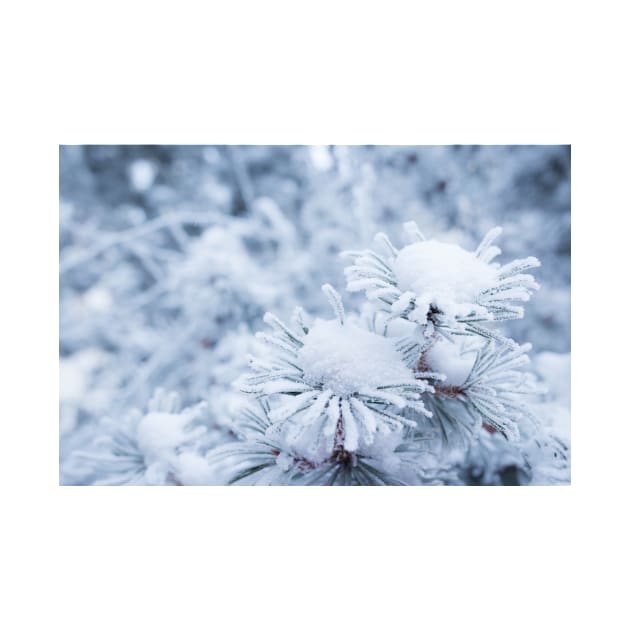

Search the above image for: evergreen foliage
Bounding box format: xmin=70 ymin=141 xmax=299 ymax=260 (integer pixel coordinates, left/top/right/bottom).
xmin=207 ymin=223 xmax=569 ymax=485
xmin=60 ymin=146 xmax=570 ymax=485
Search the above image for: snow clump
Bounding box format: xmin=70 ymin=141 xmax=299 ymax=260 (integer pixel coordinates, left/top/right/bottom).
xmin=424 ymin=337 xmax=478 ymax=387
xmin=298 ymin=319 xmax=412 ymax=396
xmin=392 ymin=240 xmax=498 ymax=321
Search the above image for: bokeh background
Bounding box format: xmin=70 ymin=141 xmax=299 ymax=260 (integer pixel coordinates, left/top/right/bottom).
xmin=59 ymin=145 xmax=570 ymax=472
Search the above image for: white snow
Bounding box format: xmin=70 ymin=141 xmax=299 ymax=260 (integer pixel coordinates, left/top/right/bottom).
xmin=135 ymin=408 xmax=208 ymax=485
xmin=136 ymin=396 xmax=207 ymax=467
xmin=253 ymin=197 xmax=297 ymax=245
xmin=83 ymin=286 xmax=113 ymax=312
xmin=392 ymin=240 xmax=498 ymax=319
xmin=60 ymin=348 xmax=109 ymax=403
xmin=174 ymin=452 xmax=216 ymax=485
xmin=297 ymin=319 xmax=412 ymax=396
xmin=424 ymin=338 xmax=477 ymax=386
xmin=533 ymin=352 xmax=571 ymax=446
xmin=359 ymin=306 xmax=416 ymax=338
xmin=137 ymin=412 xmax=196 ymax=458
xmin=59 ymin=349 xmax=111 ymax=435
xmin=308 ymin=145 xmax=334 ymax=171
xmin=534 ymin=352 xmax=571 ymax=407
xmin=128 ymin=159 xmax=157 ymax=192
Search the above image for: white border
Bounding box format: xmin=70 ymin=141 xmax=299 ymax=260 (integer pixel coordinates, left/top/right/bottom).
xmin=3 ymin=1 xmax=629 ymax=628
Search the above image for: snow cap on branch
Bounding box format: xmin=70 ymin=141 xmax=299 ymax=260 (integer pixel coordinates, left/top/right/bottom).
xmin=243 ymin=286 xmax=433 ymax=465
xmin=62 ymin=389 xmax=213 ymax=485
xmin=343 ymin=221 xmax=540 ymax=337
